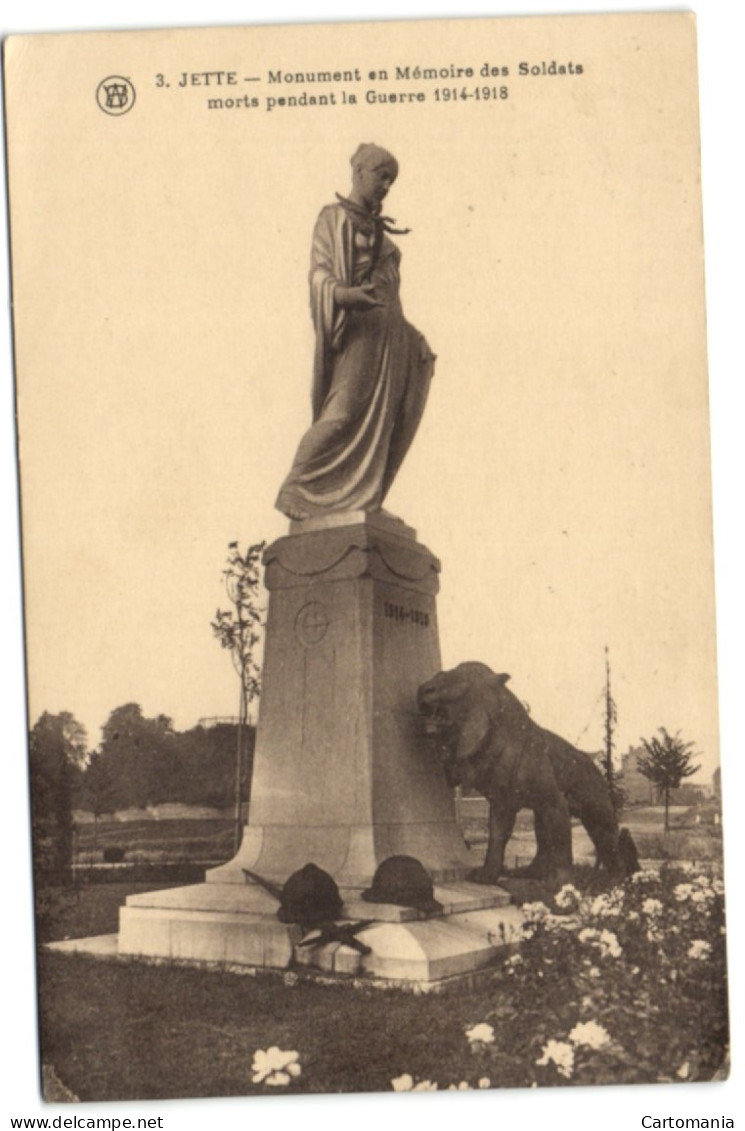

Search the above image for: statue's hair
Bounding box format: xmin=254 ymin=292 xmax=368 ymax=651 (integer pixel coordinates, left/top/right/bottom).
xmin=350 ymin=143 xmax=398 ymax=176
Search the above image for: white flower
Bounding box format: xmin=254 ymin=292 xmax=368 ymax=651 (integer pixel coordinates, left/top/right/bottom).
xmin=412 ymin=1080 xmax=438 ymax=1091
xmin=506 ymin=953 xmax=523 ymax=967
xmin=687 ymin=939 xmax=712 ymax=960
xmin=522 ymin=901 xmax=551 ymax=923
xmin=589 ymin=893 xmax=622 ymax=918
xmin=536 ymin=1039 xmax=575 ymax=1078
xmin=465 ymin=1022 xmax=495 ymax=1045
xmin=568 ymin=1021 xmax=612 ymax=1050
xmin=631 ymin=868 xmax=660 ymax=885
xmin=554 ymin=884 xmax=581 ymax=909
xmin=598 ymin=929 xmax=622 ymax=958
xmin=642 ymin=898 xmax=663 ymax=916
xmin=478 ymin=1077 xmax=491 ymax=1088
xmin=251 ymin=1047 xmax=301 ymax=1086
xmin=674 ymin=883 xmax=695 ymax=902
xmin=578 ymin=927 xmax=600 ymax=944
xmin=677 ymin=1061 xmax=690 ymax=1080
xmin=447 ymin=1081 xmax=469 ymax=1091
xmin=588 ymin=966 xmax=601 ymax=978
xmin=712 ymin=879 xmax=725 ymax=896
xmin=392 ymin=1074 xmax=414 ymax=1091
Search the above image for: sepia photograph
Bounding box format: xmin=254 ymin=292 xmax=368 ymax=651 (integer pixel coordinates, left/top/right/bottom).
xmin=2 ymin=0 xmax=742 ymax=1126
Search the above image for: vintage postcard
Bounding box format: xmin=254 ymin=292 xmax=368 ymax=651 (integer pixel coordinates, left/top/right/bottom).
xmin=3 ymin=8 xmax=733 ymax=1115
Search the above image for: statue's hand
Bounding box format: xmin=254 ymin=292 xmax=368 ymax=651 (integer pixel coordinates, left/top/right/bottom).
xmin=335 ymin=283 xmax=385 ymax=310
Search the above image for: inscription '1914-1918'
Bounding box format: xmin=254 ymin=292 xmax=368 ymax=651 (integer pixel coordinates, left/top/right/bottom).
xmin=384 ymin=602 xmax=430 ymax=627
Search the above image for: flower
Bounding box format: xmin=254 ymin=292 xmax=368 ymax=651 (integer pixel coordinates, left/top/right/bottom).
xmin=536 ymin=1039 xmax=575 ymax=1078
xmin=597 ymin=929 xmax=622 ymax=958
xmin=522 ymin=900 xmax=551 ymax=921
xmin=447 ymin=1081 xmax=470 ymax=1091
xmin=631 ymin=868 xmax=660 ymax=885
xmin=392 ymin=1075 xmax=437 ymax=1092
xmin=674 ymin=883 xmax=695 ymax=902
xmin=687 ymin=939 xmax=712 ymax=960
xmin=465 ymin=1022 xmax=495 ymax=1045
xmin=677 ymin=1062 xmax=691 ymax=1080
xmin=554 ymin=884 xmax=581 ymax=910
xmin=478 ymin=1077 xmax=491 ymax=1088
xmin=642 ymin=898 xmax=663 ymax=916
xmin=579 ymin=926 xmax=621 ymax=957
xmin=568 ymin=1021 xmax=611 ymax=1050
xmin=578 ymin=927 xmax=600 ymax=944
xmin=251 ymin=1046 xmax=301 ymax=1086
xmin=588 ymin=893 xmax=622 ymax=918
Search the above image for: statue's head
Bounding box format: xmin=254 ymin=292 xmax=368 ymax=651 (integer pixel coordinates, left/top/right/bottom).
xmin=350 ymin=143 xmax=398 ymax=211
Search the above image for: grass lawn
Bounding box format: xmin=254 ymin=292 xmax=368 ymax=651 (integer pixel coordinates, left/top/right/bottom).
xmin=35 ymin=865 xmax=728 ymax=1100
xmin=38 ymin=951 xmax=497 ymax=1101
xmin=37 ymin=882 xmax=506 ymax=1099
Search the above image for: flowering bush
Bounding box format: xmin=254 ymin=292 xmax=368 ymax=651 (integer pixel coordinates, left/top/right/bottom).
xmin=462 ymin=864 xmax=728 ymax=1087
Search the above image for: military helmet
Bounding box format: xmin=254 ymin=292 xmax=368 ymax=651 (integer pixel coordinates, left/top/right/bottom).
xmin=277 ymin=862 xmax=344 ymax=925
xmin=361 ymin=855 xmax=443 ymax=915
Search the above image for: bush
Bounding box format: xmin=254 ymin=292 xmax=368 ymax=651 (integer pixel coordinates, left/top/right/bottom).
xmin=457 ymin=865 xmax=728 ymax=1088
xmin=102 ymin=846 xmax=126 ymax=863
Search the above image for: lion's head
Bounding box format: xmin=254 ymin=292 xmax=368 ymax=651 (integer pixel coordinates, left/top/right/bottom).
xmin=417 ymin=661 xmax=524 ymax=762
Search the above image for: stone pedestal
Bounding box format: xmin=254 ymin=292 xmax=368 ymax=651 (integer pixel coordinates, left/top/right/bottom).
xmin=116 ymin=512 xmax=516 ymax=983
xmin=208 ymin=511 xmax=472 ymax=887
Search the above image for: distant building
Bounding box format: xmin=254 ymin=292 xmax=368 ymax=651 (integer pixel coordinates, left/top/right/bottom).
xmin=619 ymin=746 xmax=657 ymax=804
xmin=712 ymin=766 xmax=721 ymax=800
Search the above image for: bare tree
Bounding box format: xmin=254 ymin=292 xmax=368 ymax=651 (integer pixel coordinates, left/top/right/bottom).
xmin=211 ymin=541 xmax=266 ymax=850
xmin=637 ymin=727 xmax=701 ymax=833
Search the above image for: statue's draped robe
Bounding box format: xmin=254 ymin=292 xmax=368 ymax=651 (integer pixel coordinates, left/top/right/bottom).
xmin=275 ymin=201 xmax=435 ymax=518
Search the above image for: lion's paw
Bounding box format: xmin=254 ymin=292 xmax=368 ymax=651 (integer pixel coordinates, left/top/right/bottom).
xmin=467 ymin=866 xmax=502 ymax=886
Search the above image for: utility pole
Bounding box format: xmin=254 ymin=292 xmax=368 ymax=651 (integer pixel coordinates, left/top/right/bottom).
xmin=604 ymin=645 xmax=620 ymax=813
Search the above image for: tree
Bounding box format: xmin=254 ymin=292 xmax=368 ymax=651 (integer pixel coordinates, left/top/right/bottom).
xmin=637 ymin=727 xmax=701 ymax=833
xmin=99 ymin=703 xmax=178 ymax=808
xmin=29 ymin=711 xmax=88 ymax=876
xmin=80 ymin=751 xmax=117 ymax=848
xmin=211 ymin=541 xmax=266 ymax=849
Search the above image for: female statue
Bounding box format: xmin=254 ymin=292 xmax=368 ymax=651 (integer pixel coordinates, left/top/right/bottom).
xmin=275 ymin=144 xmax=435 ymax=520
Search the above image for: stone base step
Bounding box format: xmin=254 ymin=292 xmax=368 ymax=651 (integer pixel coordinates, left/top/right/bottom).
xmin=116 ymin=880 xmax=521 ymax=983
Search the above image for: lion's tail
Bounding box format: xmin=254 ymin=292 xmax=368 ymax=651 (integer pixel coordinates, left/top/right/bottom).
xmin=618 ymin=827 xmax=641 ymax=876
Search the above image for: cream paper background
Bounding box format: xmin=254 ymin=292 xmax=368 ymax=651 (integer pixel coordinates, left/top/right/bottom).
xmin=1 ymin=1 xmax=743 ymax=1126
xmin=6 ymin=13 xmax=717 ymax=768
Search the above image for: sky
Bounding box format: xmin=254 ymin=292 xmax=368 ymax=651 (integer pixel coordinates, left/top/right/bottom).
xmin=5 ymin=8 xmax=723 ymax=784
xmin=1 ymin=1 xmax=743 ymax=1127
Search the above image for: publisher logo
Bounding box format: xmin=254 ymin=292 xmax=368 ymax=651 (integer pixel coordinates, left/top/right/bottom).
xmin=96 ymin=76 xmax=136 ymax=116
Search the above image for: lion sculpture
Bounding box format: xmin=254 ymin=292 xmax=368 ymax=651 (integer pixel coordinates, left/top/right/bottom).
xmin=417 ymin=661 xmax=639 ymax=886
